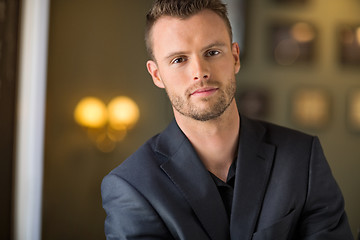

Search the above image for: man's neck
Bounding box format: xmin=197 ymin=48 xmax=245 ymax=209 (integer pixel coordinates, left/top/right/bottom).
xmin=174 ymin=101 xmax=240 ymax=182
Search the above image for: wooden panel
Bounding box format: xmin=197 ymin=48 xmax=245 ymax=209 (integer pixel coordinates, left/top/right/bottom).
xmin=0 ymin=0 xmax=20 ymax=239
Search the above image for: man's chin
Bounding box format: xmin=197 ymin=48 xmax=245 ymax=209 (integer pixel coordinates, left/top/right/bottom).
xmin=186 ymin=108 xmax=226 ymax=122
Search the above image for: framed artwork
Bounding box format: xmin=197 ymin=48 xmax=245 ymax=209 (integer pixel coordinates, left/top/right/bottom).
xmin=236 ymin=88 xmax=270 ymax=120
xmin=273 ymin=0 xmax=308 ymax=4
xmin=290 ymin=87 xmax=331 ymax=130
xmin=339 ymin=24 xmax=360 ymax=65
xmin=270 ymin=21 xmax=317 ymax=66
xmin=347 ymin=88 xmax=360 ymax=132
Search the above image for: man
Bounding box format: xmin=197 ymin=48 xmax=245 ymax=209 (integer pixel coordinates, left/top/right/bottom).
xmin=101 ymin=0 xmax=353 ymax=239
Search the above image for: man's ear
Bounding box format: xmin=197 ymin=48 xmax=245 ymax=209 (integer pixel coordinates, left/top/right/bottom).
xmin=146 ymin=60 xmax=165 ymax=89
xmin=231 ymin=42 xmax=241 ymax=74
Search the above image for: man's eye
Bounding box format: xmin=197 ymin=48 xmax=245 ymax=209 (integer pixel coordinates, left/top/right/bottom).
xmin=171 ymin=57 xmax=186 ymax=64
xmin=206 ymin=50 xmax=220 ymax=57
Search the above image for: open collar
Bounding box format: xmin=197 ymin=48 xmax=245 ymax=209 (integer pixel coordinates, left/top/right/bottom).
xmin=230 ymin=116 xmax=276 ymax=239
xmin=155 ymin=116 xmax=276 ymax=240
xmin=156 ymin=120 xmax=230 ymax=239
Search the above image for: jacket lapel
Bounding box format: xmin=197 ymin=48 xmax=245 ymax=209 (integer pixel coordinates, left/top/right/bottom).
xmin=230 ymin=117 xmax=276 ymax=239
xmin=156 ymin=120 xmax=230 ymax=240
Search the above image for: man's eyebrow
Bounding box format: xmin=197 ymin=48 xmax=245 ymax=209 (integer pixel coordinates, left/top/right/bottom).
xmin=163 ymin=51 xmax=188 ymax=62
xmin=163 ymin=42 xmax=228 ymax=62
xmin=201 ymin=42 xmax=227 ymax=52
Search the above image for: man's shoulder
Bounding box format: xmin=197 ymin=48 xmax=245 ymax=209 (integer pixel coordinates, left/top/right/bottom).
xmin=108 ymin=134 xmax=162 ymax=177
xmin=261 ymin=119 xmax=312 ymax=137
xmin=244 ymin=117 xmax=315 ymax=146
xmin=103 ymin=120 xmax=184 ymax=184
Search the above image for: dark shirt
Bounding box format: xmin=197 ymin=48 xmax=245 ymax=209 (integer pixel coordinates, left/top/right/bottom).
xmin=209 ymin=159 xmax=236 ymax=220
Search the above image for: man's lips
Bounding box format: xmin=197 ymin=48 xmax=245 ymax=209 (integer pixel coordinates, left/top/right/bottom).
xmin=190 ymin=87 xmax=218 ymax=96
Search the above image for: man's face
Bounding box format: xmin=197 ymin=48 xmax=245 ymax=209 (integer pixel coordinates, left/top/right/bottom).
xmin=147 ymin=10 xmax=241 ymax=121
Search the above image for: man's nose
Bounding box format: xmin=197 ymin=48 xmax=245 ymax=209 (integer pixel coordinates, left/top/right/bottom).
xmin=192 ymin=58 xmax=210 ymax=81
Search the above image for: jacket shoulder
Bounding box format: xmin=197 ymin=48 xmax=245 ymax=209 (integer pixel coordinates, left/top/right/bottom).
xmin=255 ymin=118 xmax=315 ymax=144
xmin=107 ymin=134 xmax=163 ymax=178
xmin=242 ymin=117 xmax=317 ymax=160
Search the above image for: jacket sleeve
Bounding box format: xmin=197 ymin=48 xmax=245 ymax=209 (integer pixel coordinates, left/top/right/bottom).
xmin=297 ymin=137 xmax=354 ymax=240
xmin=101 ymin=173 xmax=172 ymax=240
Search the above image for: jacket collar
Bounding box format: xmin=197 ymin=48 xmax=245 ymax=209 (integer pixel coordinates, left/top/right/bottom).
xmin=230 ymin=116 xmax=276 ymax=239
xmin=155 ymin=116 xmax=276 ymax=240
xmin=156 ymin=120 xmax=230 ymax=239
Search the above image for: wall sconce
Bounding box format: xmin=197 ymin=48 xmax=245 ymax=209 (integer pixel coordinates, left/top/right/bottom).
xmin=74 ymin=96 xmax=140 ymax=152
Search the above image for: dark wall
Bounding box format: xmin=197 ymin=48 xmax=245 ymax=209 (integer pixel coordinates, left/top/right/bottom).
xmin=0 ymin=0 xmax=20 ymax=239
xmin=43 ymin=1 xmax=167 ymax=239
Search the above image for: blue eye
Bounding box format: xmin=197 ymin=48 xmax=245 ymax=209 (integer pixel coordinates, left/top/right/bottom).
xmin=171 ymin=57 xmax=186 ymax=64
xmin=206 ymin=50 xmax=220 ymax=57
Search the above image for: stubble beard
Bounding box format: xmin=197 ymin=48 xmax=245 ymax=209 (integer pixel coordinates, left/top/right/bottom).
xmin=165 ymin=79 xmax=236 ymax=122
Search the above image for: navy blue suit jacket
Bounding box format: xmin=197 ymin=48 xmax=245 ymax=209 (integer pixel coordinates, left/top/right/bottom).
xmin=101 ymin=116 xmax=353 ymax=239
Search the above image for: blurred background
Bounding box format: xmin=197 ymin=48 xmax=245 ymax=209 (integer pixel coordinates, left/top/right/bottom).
xmin=1 ymin=0 xmax=359 ymax=239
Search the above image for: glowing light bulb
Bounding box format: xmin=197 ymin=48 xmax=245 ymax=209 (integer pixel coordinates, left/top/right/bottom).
xmin=74 ymin=97 xmax=107 ymax=128
xmin=108 ymin=96 xmax=140 ymax=130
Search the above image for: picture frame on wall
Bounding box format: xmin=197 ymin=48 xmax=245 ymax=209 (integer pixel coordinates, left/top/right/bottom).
xmin=270 ymin=21 xmax=317 ymax=66
xmin=339 ymin=24 xmax=360 ymax=66
xmin=290 ymin=87 xmax=331 ymax=130
xmin=272 ymin=0 xmax=308 ymax=4
xmin=346 ymin=88 xmax=360 ymax=133
xmin=236 ymin=87 xmax=271 ymax=120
